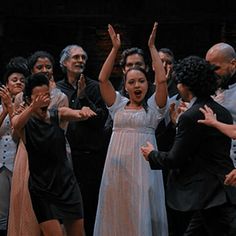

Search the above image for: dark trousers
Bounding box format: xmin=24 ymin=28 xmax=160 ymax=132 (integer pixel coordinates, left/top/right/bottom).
xmin=0 ymin=230 xmax=7 ymax=236
xmin=162 ymin=169 xmax=193 ymax=236
xmin=72 ymin=150 xmax=106 ymax=236
xmin=167 ymin=207 xmax=193 ymax=236
xmin=184 ymin=203 xmax=236 ymax=236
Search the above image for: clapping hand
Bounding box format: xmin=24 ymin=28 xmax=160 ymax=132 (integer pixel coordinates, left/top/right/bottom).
xmin=77 ymin=74 xmax=86 ymax=98
xmin=170 ymin=101 xmax=188 ymax=125
xmin=0 ymin=85 xmax=12 ymax=112
xmin=165 ymin=64 xmax=172 ymax=80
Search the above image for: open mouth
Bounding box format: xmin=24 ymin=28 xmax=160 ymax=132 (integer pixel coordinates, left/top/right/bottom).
xmin=134 ymin=90 xmax=142 ymax=95
xmin=41 ymin=106 xmax=48 ymax=112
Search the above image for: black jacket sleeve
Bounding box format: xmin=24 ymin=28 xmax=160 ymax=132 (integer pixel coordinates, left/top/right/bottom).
xmin=148 ymin=112 xmax=202 ymax=169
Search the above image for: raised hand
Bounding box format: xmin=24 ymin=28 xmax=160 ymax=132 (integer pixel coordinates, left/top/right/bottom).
xmin=166 ymin=64 xmax=172 ymax=80
xmin=148 ymin=22 xmax=158 ymax=49
xmin=169 ymin=103 xmax=178 ymax=125
xmin=108 ymin=24 xmax=121 ymax=50
xmin=198 ymin=105 xmax=217 ymax=127
xmin=148 ymin=21 xmax=167 ymax=108
xmin=77 ymin=73 xmax=86 ymax=98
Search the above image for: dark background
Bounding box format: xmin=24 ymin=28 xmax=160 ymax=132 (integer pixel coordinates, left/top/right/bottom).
xmin=0 ymin=0 xmax=236 ymax=86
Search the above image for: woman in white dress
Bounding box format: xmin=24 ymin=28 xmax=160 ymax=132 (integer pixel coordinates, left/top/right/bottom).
xmin=93 ymin=23 xmax=168 ymax=236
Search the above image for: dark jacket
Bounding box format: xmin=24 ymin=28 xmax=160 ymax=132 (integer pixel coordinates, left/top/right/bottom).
xmin=148 ymin=97 xmax=236 ymax=211
xmin=57 ymin=76 xmax=108 ymax=153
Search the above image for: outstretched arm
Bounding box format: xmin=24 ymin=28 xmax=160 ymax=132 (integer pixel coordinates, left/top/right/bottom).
xmin=98 ymin=24 xmax=121 ymax=107
xmin=59 ymin=106 xmax=96 ymax=122
xmin=198 ymin=105 xmax=236 ymax=139
xmin=149 ymin=22 xmax=168 ymax=108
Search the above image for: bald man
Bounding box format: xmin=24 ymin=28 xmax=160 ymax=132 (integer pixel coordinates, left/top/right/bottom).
xmin=206 ymin=43 xmax=236 ymax=88
xmin=206 ymin=43 xmax=236 ymax=167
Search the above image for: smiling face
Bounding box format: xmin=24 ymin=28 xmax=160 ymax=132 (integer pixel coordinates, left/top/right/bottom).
xmin=63 ymin=47 xmax=87 ymax=77
xmin=30 ymin=85 xmax=50 ymax=119
xmin=31 ymin=57 xmax=53 ymax=80
xmin=125 ymin=68 xmax=148 ymax=106
xmin=6 ymin=72 xmax=25 ymax=96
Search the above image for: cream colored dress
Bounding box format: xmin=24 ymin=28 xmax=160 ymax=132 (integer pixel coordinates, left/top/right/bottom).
xmin=7 ymin=140 xmax=41 ymax=236
xmin=93 ymin=92 xmax=168 ymax=236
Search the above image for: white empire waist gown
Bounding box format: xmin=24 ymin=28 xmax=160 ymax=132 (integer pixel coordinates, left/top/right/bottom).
xmin=94 ymin=92 xmax=168 ymax=236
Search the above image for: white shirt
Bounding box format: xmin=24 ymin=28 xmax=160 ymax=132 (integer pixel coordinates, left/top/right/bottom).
xmin=214 ymin=84 xmax=236 ymax=166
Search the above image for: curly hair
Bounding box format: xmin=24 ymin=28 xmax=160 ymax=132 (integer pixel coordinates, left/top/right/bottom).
xmin=24 ymin=73 xmax=49 ymax=102
xmin=174 ymin=56 xmax=218 ymax=97
xmin=3 ymin=56 xmax=30 ymax=84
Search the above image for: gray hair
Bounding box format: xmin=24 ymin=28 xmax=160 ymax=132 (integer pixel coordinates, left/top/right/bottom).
xmin=59 ymin=45 xmax=88 ymax=73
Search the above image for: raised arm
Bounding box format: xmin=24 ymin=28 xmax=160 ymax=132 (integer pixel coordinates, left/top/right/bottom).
xmin=148 ymin=22 xmax=168 ymax=108
xmin=98 ymin=24 xmax=121 ymax=107
xmin=198 ymin=105 xmax=236 ymax=139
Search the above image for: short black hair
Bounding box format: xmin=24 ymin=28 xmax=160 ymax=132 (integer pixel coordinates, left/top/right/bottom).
xmin=158 ymin=48 xmax=174 ymax=60
xmin=119 ymin=47 xmax=146 ymax=68
xmin=28 ymin=51 xmax=55 ymax=71
xmin=174 ymin=56 xmax=218 ymax=97
xmin=24 ymin=73 xmax=49 ymax=101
